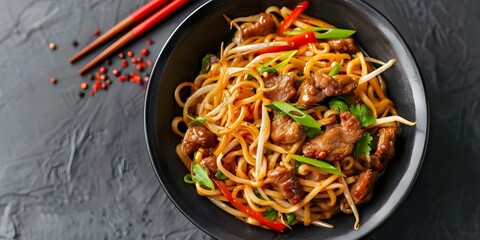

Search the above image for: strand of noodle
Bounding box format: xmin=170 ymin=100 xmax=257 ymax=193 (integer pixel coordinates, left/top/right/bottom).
xmin=183 ymin=84 xmax=216 ymax=121
xmin=174 ymin=82 xmax=198 ymax=107
xmin=304 ymin=202 xmax=311 ymax=226
xmin=364 ymin=57 xmax=386 ymax=65
xmin=175 ymin=144 xmax=191 ymax=169
xmin=334 ymin=162 xmax=360 ymax=230
xmin=206 ymin=91 xmax=238 ymax=119
xmin=208 ymin=197 xmax=248 ymax=218
xmin=370 ymin=115 xmax=416 ymax=127
xmin=255 ymin=105 xmax=269 ymax=180
xmin=263 ymin=142 xmax=288 ymax=154
xmin=359 ymin=59 xmax=396 ymax=85
xmin=216 ymin=106 xmax=247 ymax=135
xmin=216 ymin=153 xmax=262 ymax=187
xmin=244 ymin=186 xmax=275 ymax=207
xmin=171 ymin=117 xmax=185 ymax=137
xmin=275 ymin=198 xmax=334 ymax=228
xmin=195 ymin=183 xmax=221 ymax=196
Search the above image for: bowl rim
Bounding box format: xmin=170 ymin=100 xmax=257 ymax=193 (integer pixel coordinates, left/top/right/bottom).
xmin=144 ymin=0 xmax=429 ymax=239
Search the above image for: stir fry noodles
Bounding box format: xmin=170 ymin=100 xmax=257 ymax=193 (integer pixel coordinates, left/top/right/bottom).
xmin=172 ymin=1 xmax=415 ymax=232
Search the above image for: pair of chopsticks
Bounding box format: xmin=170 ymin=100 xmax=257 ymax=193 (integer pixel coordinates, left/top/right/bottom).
xmin=71 ymin=0 xmax=190 ymax=75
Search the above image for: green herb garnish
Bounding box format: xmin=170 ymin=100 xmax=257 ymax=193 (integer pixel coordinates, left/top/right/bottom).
xmin=215 ymin=171 xmax=228 ymax=180
xmin=184 ymin=160 xmax=215 ymax=190
xmin=328 ymin=59 xmax=344 ymax=76
xmin=290 ymin=154 xmax=344 ymax=176
xmin=328 ymin=96 xmax=349 ymax=112
xmin=349 ymin=104 xmax=376 ymax=127
xmin=263 ymin=207 xmax=278 ymax=221
xmin=286 ymin=213 xmax=296 ymax=225
xmin=354 ymin=132 xmax=373 ymax=157
xmin=266 ymin=101 xmax=323 ymax=138
xmin=257 ymin=50 xmax=297 ymax=74
xmin=286 ymin=27 xmax=356 ymax=39
xmin=188 ymin=116 xmax=207 ymax=127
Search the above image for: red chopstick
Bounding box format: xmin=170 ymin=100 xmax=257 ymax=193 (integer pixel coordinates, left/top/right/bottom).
xmin=70 ymin=0 xmax=169 ymax=63
xmin=78 ymin=0 xmax=191 ymax=75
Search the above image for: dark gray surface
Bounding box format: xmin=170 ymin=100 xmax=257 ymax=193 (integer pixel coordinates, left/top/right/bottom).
xmin=0 ymin=0 xmax=478 ymax=239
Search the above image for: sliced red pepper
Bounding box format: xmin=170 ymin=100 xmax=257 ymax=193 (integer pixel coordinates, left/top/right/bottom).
xmin=257 ymin=31 xmax=317 ymax=55
xmin=212 ymin=178 xmax=286 ymax=232
xmin=277 ymin=1 xmax=310 ymax=35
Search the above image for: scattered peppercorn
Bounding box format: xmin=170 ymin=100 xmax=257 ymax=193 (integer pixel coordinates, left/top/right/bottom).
xmin=127 ymin=51 xmax=134 ymax=57
xmin=141 ymin=48 xmax=149 ymax=56
xmin=112 ymin=69 xmax=120 ymax=76
xmin=131 ymin=58 xmax=137 ymax=64
xmin=93 ymin=28 xmax=100 ymax=36
xmin=143 ymin=75 xmax=150 ymax=82
xmin=50 ymin=77 xmax=57 ymax=84
xmin=99 ymin=66 xmax=107 ymax=74
xmin=105 ymin=79 xmax=112 ymax=85
xmin=72 ymin=40 xmax=79 ymax=47
xmin=146 ymin=39 xmax=154 ymax=45
xmin=100 ymin=74 xmax=107 ymax=81
xmin=100 ymin=82 xmax=107 ymax=89
xmin=118 ymin=75 xmax=126 ymax=82
xmin=88 ymin=74 xmax=95 ymax=81
xmin=78 ymin=92 xmax=85 ymax=98
xmin=118 ymin=53 xmax=125 ymax=59
xmin=146 ymin=59 xmax=153 ymax=67
xmin=105 ymin=59 xmax=112 ymax=66
xmin=121 ymin=59 xmax=128 ymax=68
xmin=80 ymin=82 xmax=88 ymax=90
xmin=49 ymin=42 xmax=56 ymax=50
xmin=136 ymin=57 xmax=143 ymax=63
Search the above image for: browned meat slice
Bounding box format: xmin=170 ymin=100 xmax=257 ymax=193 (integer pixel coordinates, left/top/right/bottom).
xmin=182 ymin=125 xmax=218 ymax=155
xmin=302 ymin=112 xmax=364 ymax=162
xmin=350 ymin=169 xmax=378 ymax=205
xmin=264 ymin=75 xmax=297 ymax=102
xmin=297 ymin=71 xmax=357 ymax=106
xmin=327 ymin=37 xmax=359 ymax=54
xmin=199 ymin=155 xmax=218 ymax=174
xmin=270 ymin=115 xmax=305 ymax=144
xmin=241 ymin=13 xmax=275 ymax=39
xmin=265 ymin=166 xmax=304 ymax=204
xmin=374 ymin=127 xmax=398 ymax=161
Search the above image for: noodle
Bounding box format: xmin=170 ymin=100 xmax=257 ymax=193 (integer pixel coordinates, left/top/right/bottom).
xmin=171 ymin=3 xmax=415 ymax=232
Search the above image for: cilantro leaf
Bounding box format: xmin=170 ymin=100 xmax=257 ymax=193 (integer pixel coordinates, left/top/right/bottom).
xmin=191 ymin=161 xmax=215 ymax=190
xmin=263 ymin=207 xmax=278 ymax=221
xmin=349 ymin=104 xmax=376 ymax=127
xmin=303 ymin=125 xmax=323 ymax=138
xmin=286 ymin=213 xmax=296 ymax=225
xmin=328 ymin=96 xmax=349 ymax=112
xmin=354 ymin=132 xmax=373 ymax=157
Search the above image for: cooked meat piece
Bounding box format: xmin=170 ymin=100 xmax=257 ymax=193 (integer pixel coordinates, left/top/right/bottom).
xmin=265 ymin=166 xmax=304 ymax=204
xmin=302 ymin=112 xmax=364 ymax=162
xmin=374 ymin=127 xmax=398 ymax=161
xmin=304 ymin=171 xmax=327 ymax=182
xmin=350 ymin=169 xmax=378 ymax=205
xmin=199 ymin=155 xmax=218 ymax=173
xmin=270 ymin=115 xmax=305 ymax=144
xmin=327 ymin=37 xmax=359 ymax=54
xmin=264 ymin=75 xmax=297 ymax=102
xmin=182 ymin=125 xmax=218 ymax=155
xmin=297 ymin=72 xmax=357 ymax=106
xmin=241 ymin=13 xmax=275 ymax=39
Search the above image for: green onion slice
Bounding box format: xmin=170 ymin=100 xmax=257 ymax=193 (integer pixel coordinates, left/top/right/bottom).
xmin=265 ymin=101 xmax=320 ymax=129
xmin=286 ymin=27 xmax=356 ymax=39
xmin=257 ymin=50 xmax=297 ymax=74
xmin=290 ymin=154 xmax=344 ymax=176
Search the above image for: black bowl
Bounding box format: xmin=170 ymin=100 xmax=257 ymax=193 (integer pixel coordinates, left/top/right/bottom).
xmin=144 ymin=0 xmax=429 ymax=239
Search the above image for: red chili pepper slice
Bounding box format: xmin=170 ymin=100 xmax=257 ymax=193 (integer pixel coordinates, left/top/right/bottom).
xmin=212 ymin=178 xmax=286 ymax=232
xmin=277 ymin=1 xmax=310 ymax=35
xmin=257 ymin=31 xmax=317 ymax=55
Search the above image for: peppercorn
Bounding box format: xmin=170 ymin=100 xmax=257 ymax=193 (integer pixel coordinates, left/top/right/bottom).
xmin=78 ymin=92 xmax=85 ymax=98
xmin=100 ymin=74 xmax=107 ymax=81
xmin=105 ymin=59 xmax=112 ymax=66
xmin=80 ymin=82 xmax=88 ymax=90
xmin=72 ymin=40 xmax=79 ymax=47
xmin=49 ymin=42 xmax=56 ymax=50
xmin=112 ymin=69 xmax=120 ymax=76
xmin=141 ymin=48 xmax=149 ymax=56
xmin=93 ymin=28 xmax=100 ymax=36
xmin=100 ymin=82 xmax=107 ymax=89
xmin=121 ymin=59 xmax=128 ymax=68
xmin=127 ymin=51 xmax=134 ymax=57
xmin=105 ymin=79 xmax=112 ymax=85
xmin=143 ymin=75 xmax=150 ymax=82
xmin=88 ymin=74 xmax=95 ymax=81
xmin=136 ymin=57 xmax=143 ymax=63
xmin=118 ymin=53 xmax=125 ymax=59
xmin=99 ymin=66 xmax=107 ymax=74
xmin=146 ymin=39 xmax=154 ymax=45
xmin=50 ymin=77 xmax=57 ymax=84
xmin=146 ymin=59 xmax=153 ymax=67
xmin=131 ymin=58 xmax=137 ymax=64
xmin=118 ymin=75 xmax=126 ymax=82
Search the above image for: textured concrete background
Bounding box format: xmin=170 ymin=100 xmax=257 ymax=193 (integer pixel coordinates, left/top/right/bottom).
xmin=0 ymin=0 xmax=479 ymax=239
